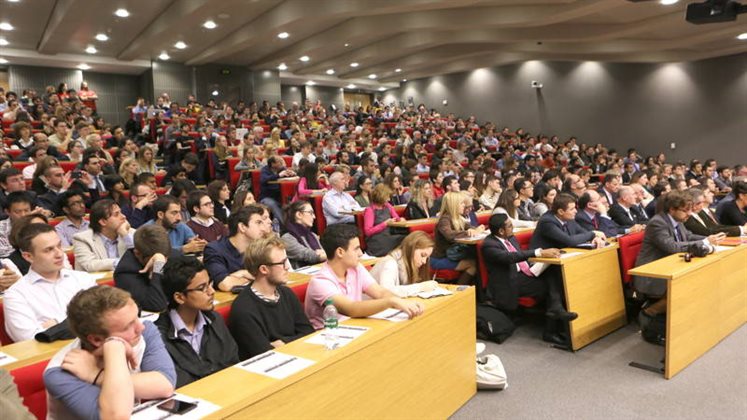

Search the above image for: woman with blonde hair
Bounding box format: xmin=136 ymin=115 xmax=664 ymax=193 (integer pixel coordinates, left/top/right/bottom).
xmin=136 ymin=145 xmax=164 ymax=175
xmin=430 ymin=191 xmax=479 ymax=285
xmin=405 ymin=179 xmax=434 ymax=220
xmin=363 ymin=184 xmax=405 ymax=256
xmin=370 ymin=231 xmax=439 ymax=297
xmin=269 ymin=127 xmax=285 ymax=147
xmin=118 ymin=157 xmax=139 ymax=189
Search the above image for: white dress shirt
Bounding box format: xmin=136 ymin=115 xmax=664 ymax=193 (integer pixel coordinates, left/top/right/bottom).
xmin=3 ymin=268 xmax=96 ymax=342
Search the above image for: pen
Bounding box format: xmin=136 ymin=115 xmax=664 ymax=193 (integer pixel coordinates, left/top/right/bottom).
xmin=385 ymin=310 xmax=404 ymax=319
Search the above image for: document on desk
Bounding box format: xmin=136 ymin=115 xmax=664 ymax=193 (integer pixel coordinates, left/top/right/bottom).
xmin=713 ymin=245 xmax=733 ymax=253
xmin=369 ymin=308 xmax=410 ymax=322
xmin=560 ymin=252 xmax=583 ymax=259
xmin=417 ymin=287 xmax=453 ymax=299
xmin=235 ymin=351 xmax=315 ymax=380
xmin=465 ymin=231 xmax=489 ymax=241
xmin=294 ymin=265 xmax=322 ymax=275
xmin=131 ymin=393 xmax=221 ymax=420
xmin=304 ymin=324 xmax=369 ymax=347
xmin=0 ymin=351 xmax=18 ymax=367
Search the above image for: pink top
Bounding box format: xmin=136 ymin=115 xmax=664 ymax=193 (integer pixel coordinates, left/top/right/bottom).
xmin=304 ymin=262 xmax=376 ymax=329
xmin=294 ymin=177 xmax=329 ymax=202
xmin=363 ymin=203 xmax=400 ymax=237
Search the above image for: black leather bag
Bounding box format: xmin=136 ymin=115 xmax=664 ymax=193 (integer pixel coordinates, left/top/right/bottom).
xmin=476 ymin=304 xmax=515 ymax=344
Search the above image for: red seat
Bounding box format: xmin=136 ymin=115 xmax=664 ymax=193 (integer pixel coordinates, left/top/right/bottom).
xmin=10 ymin=359 xmax=49 ymax=419
xmin=355 ymin=213 xmax=367 ymax=251
xmin=7 ymin=149 xmax=24 ymax=159
xmin=59 ymin=161 xmax=78 ymax=173
xmin=430 ymin=268 xmax=460 ymax=282
xmin=618 ymin=231 xmax=645 ymax=285
xmin=476 ymin=241 xmax=537 ymax=308
xmin=291 ymin=282 xmax=308 ymax=305
xmin=66 ymin=250 xmax=75 ymax=269
xmin=279 ymin=179 xmax=299 ymax=206
xmin=312 ymin=195 xmax=327 ymax=235
xmin=408 ymin=221 xmax=437 ymax=237
xmin=216 ymin=305 xmax=231 ymax=324
xmin=515 ymin=230 xmax=533 ymax=250
xmin=0 ymin=301 xmax=13 ymax=345
xmin=281 ymin=155 xmax=292 ymax=167
xmin=475 ymin=212 xmax=491 ymax=226
xmin=251 ymin=170 xmax=262 ymax=199
xmin=227 ymin=158 xmax=241 ymax=188
xmin=12 ymin=162 xmax=32 ymax=171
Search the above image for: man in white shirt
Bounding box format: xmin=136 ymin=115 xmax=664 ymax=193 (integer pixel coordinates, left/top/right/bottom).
xmin=322 ymin=172 xmax=362 ymax=225
xmin=292 ymin=142 xmax=316 ymax=170
xmin=21 ymin=146 xmax=48 ymax=180
xmin=3 ymin=223 xmax=96 ymax=342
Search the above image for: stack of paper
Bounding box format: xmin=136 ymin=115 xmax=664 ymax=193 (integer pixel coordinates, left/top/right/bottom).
xmin=416 ymin=287 xmax=453 ymax=299
xmin=304 ymin=325 xmax=369 ymax=348
xmin=0 ymin=352 xmax=18 ymax=367
xmin=235 ymin=351 xmax=315 ymax=379
xmin=369 ymin=308 xmax=410 ymax=322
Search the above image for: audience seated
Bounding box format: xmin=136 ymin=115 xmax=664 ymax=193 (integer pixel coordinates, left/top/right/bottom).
xmin=229 ymin=236 xmax=314 ymax=359
xmin=0 ymin=192 xmax=41 ymax=258
xmin=73 ymin=199 xmax=134 ymax=272
xmin=369 ymin=231 xmax=438 ymax=297
xmin=148 ymin=195 xmax=207 ymax=254
xmin=281 ymin=200 xmax=326 ymax=268
xmin=3 ymin=224 xmax=96 ymax=342
xmin=185 ymin=190 xmax=228 ymax=242
xmin=430 ymin=192 xmax=480 ymax=285
xmin=363 ymin=184 xmax=405 ymax=257
xmin=323 ymin=171 xmax=361 ymax=225
xmin=304 ymin=224 xmax=424 ymax=329
xmin=156 ymin=256 xmax=239 ymax=387
xmin=405 ymin=179 xmax=435 ymax=219
xmin=121 ymin=181 xmax=157 ymax=228
xmin=7 ymin=213 xmax=50 ymax=276
xmin=43 ymin=286 xmax=176 ymax=419
xmin=575 ymin=190 xmax=642 ymax=237
xmin=530 ymin=193 xmax=606 ymax=250
xmin=684 ymin=187 xmax=745 ymax=237
xmin=717 ymin=181 xmax=747 ymax=226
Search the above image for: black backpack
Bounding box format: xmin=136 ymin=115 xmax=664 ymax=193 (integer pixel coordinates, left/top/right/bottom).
xmin=476 ymin=304 xmax=515 ymax=344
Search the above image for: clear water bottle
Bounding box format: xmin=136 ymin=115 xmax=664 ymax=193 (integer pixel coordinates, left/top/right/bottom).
xmin=322 ymin=299 xmax=339 ymax=350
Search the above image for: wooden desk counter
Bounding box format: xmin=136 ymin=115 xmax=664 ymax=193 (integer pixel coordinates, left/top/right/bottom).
xmin=629 ymin=245 xmax=747 ymax=379
xmin=268 ymin=177 xmax=300 ymax=184
xmin=179 ymin=285 xmax=476 ymax=419
xmin=387 ymin=217 xmax=437 ymax=228
xmin=531 ymin=245 xmax=626 ymax=351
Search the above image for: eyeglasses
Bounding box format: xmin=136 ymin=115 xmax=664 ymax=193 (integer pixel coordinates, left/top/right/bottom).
xmin=184 ymin=282 xmax=213 ymax=294
xmin=264 ymin=258 xmax=288 ymax=268
xmin=299 ymin=210 xmax=315 ymax=215
xmin=200 ymin=201 xmax=214 ymax=207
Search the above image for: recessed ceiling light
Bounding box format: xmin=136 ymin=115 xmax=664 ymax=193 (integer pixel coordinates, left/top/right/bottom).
xmin=306 ymin=80 xmax=316 ymax=86
xmin=211 ymin=90 xmax=219 ymax=96
xmin=326 ymin=69 xmax=335 ymax=75
xmin=0 ymin=58 xmax=8 ymax=64
xmin=299 ymin=55 xmax=310 ymax=62
xmin=114 ymin=8 xmax=129 ymax=18
xmin=203 ymin=20 xmax=217 ymax=29
xmin=350 ymin=62 xmax=359 ymax=68
xmin=85 ymin=45 xmax=97 ymax=54
xmin=77 ymin=63 xmax=91 ymax=70
xmin=277 ymin=63 xmax=288 ymax=70
xmin=95 ymin=33 xmax=109 ymax=41
xmin=344 ymin=43 xmax=350 ymax=47
xmin=0 ymin=22 xmax=14 ymax=31
xmin=174 ymin=41 xmax=187 ymax=49
xmin=660 ymin=0 xmax=678 ymax=5
xmin=277 ymin=32 xmax=289 ymax=39
xmin=0 ymin=38 xmax=8 ymax=46
xmin=395 ymin=68 xmax=402 ymax=73
xmin=7 ymin=0 xmax=20 ymax=3
xmin=346 ymin=84 xmax=356 ymax=89
xmin=368 ymin=74 xmax=377 ymax=79
xmin=159 ymin=52 xmax=170 ymax=60
xmin=402 ymin=79 xmax=407 ymax=82
xmin=738 ymin=33 xmax=747 ymax=40
xmin=378 ymin=87 xmax=386 ymax=91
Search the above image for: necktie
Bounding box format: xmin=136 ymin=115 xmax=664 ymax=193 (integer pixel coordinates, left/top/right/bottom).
xmin=504 ymin=239 xmax=534 ymax=277
xmin=704 ymin=209 xmax=718 ymax=225
xmin=592 ymin=215 xmax=599 ymax=229
xmin=673 ymin=225 xmax=683 ymax=242
xmin=562 ymin=223 xmax=570 ymax=235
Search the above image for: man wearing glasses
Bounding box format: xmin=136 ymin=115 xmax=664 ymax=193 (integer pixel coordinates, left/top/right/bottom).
xmin=155 ymin=256 xmax=239 ymax=387
xmin=55 ymin=191 xmax=90 ymax=247
xmin=229 ymin=236 xmax=314 ymax=359
xmin=185 ymin=191 xmax=228 ymax=243
xmin=122 ymin=182 xmax=157 ymax=228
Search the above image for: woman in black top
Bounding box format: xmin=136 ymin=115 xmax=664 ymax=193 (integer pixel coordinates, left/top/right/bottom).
xmin=719 ymin=181 xmax=747 ymax=226
xmin=405 ymin=179 xmax=434 ymax=220
xmin=208 ymin=180 xmax=232 ymax=224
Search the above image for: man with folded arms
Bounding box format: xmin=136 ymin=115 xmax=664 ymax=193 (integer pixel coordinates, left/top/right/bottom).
xmin=229 ymin=237 xmax=314 ymax=359
xmin=156 ymin=256 xmax=239 ymax=386
xmin=3 ymin=224 xmax=96 ymax=342
xmin=304 ymin=224 xmax=425 ymax=329
xmin=73 ymin=199 xmax=135 ymax=272
xmin=44 ymin=286 xmax=176 ymax=420
xmin=609 ymin=186 xmax=649 ymax=229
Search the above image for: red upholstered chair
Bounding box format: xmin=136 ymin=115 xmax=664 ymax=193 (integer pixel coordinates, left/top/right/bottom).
xmin=59 ymin=161 xmax=78 ymax=173
xmin=10 ymin=359 xmax=50 ymax=420
xmin=251 ymin=170 xmax=262 ymax=198
xmin=408 ymin=221 xmax=437 ymax=237
xmin=66 ymin=250 xmax=75 ymax=269
xmin=155 ymin=172 xmax=166 ymax=187
xmin=515 ymin=231 xmax=533 ymax=250
xmin=430 ymin=268 xmax=461 ymax=282
xmin=476 ymin=240 xmax=537 ymax=308
xmin=355 ymin=213 xmax=367 ymax=251
xmin=12 ymin=162 xmax=32 ymax=171
xmin=282 ymin=155 xmax=292 ymax=167
xmin=291 ymin=282 xmax=308 ymax=305
xmin=227 ymin=157 xmax=241 ymax=188
xmin=216 ymin=305 xmax=231 ymax=324
xmin=475 ymin=212 xmax=491 ymax=226
xmin=617 ymin=231 xmax=645 ymax=285
xmin=0 ymin=302 xmax=13 ymax=345
xmin=312 ymin=195 xmax=327 ymax=235
xmin=7 ymin=149 xmax=24 ymax=159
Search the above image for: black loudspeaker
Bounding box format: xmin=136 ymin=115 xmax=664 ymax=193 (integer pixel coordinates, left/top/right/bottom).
xmin=686 ymin=1 xmax=743 ymax=24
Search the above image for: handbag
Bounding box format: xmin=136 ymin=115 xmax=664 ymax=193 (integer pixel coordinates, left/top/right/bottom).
xmin=476 ymin=343 xmax=508 ymax=390
xmin=446 ymin=243 xmax=470 ymax=261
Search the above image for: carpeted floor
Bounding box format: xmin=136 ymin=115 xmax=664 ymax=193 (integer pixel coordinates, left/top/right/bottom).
xmin=453 ymin=321 xmax=747 ymax=419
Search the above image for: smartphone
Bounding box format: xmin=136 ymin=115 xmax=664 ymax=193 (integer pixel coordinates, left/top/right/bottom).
xmin=156 ymin=399 xmax=198 ymax=415
xmin=71 ymin=171 xmax=82 ymax=180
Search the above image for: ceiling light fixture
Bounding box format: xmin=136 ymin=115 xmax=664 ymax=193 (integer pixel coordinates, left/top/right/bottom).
xmin=660 ymin=0 xmax=678 ymax=5
xmin=394 ymin=68 xmax=402 ymax=73
xmin=212 ymin=90 xmax=219 ymax=96
xmin=350 ymin=62 xmax=359 ymax=67
xmin=326 ymin=69 xmax=335 ymax=75
xmin=77 ymin=63 xmax=91 ymax=70
xmin=7 ymin=0 xmax=20 ymax=3
xmin=0 ymin=58 xmax=8 ymax=64
xmin=344 ymin=43 xmax=350 ymax=47
xmin=0 ymin=38 xmax=8 ymax=46
xmin=378 ymin=87 xmax=386 ymax=91
xmin=174 ymin=41 xmax=187 ymax=49
xmin=114 ymin=8 xmax=129 ymax=18
xmin=95 ymin=33 xmax=109 ymax=41
xmin=277 ymin=32 xmax=289 ymax=39
xmin=368 ymin=74 xmax=377 ymax=79
xmin=738 ymin=32 xmax=747 ymax=40
xmin=299 ymin=55 xmax=310 ymax=62
xmin=402 ymin=79 xmax=407 ymax=82
xmin=346 ymin=84 xmax=356 ymax=89
xmin=159 ymin=52 xmax=170 ymax=60
xmin=203 ymin=20 xmax=217 ymax=29
xmin=306 ymin=80 xmax=316 ymax=86
xmin=0 ymin=22 xmax=14 ymax=31
xmin=85 ymin=45 xmax=97 ymax=54
xmin=277 ymin=63 xmax=288 ymax=70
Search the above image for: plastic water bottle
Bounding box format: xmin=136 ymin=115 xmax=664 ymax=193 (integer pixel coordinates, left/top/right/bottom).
xmin=322 ymin=299 xmax=339 ymax=350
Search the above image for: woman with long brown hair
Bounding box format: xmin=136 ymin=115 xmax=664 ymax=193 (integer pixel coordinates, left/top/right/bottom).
xmin=370 ymin=231 xmax=438 ymax=297
xmin=430 ymin=191 xmax=479 ymax=284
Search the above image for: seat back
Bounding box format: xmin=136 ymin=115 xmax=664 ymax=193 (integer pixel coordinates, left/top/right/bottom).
xmin=618 ymin=231 xmax=645 ymax=285
xmin=355 ymin=213 xmax=367 ymax=251
xmin=227 ymin=157 xmax=241 ymax=188
xmin=0 ymin=301 xmax=13 ymax=345
xmin=475 ymin=212 xmax=491 ymax=226
xmin=408 ymin=220 xmax=437 ymax=237
xmin=312 ymin=195 xmax=327 ymax=235
xmin=292 ymin=282 xmax=308 ymax=305
xmin=216 ymin=305 xmax=231 ymax=325
xmin=515 ymin=231 xmax=533 ymax=250
xmin=476 ymin=241 xmax=489 ymax=288
xmin=10 ymin=359 xmax=49 ymax=420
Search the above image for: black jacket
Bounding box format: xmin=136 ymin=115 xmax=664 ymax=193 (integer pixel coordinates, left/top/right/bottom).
xmin=155 ymin=310 xmax=239 ymax=387
xmin=113 ymin=249 xmax=169 ymax=312
xmin=482 ymin=235 xmax=536 ymax=311
xmin=530 ymin=213 xmax=595 ymax=250
xmin=405 ymin=201 xmax=430 ymax=220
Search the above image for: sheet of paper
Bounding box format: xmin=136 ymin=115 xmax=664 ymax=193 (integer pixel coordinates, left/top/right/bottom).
xmin=304 ymin=325 xmax=369 ymax=347
xmin=0 ymin=352 xmax=18 ymax=367
xmin=560 ymin=252 xmax=583 ymax=259
xmin=416 ymin=287 xmax=453 ymax=299
xmin=139 ymin=311 xmax=160 ymax=323
xmin=234 ymin=351 xmax=315 ymax=380
xmin=131 ymin=393 xmax=221 ymax=420
xmin=529 ymin=262 xmax=549 ymax=277
xmin=89 ymin=271 xmax=110 ymax=281
xmin=294 ymin=265 xmax=322 ymax=275
xmin=467 ymin=231 xmax=490 ymax=240
xmin=368 ymin=308 xmax=409 ymax=322
xmin=714 ymin=245 xmax=732 ymax=253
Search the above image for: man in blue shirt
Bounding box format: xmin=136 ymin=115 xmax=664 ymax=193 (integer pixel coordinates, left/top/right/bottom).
xmin=149 ymin=195 xmax=206 ymax=254
xmin=259 ymin=156 xmax=295 ymax=225
xmin=44 ymin=286 xmax=176 ymax=420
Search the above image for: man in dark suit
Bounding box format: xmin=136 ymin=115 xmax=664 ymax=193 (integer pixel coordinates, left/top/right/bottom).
xmin=483 ymin=214 xmax=576 ymax=323
xmin=575 ymin=190 xmax=642 ymax=237
xmin=684 ymin=187 xmax=745 ymax=237
xmin=530 ymin=193 xmax=606 ymax=250
xmin=610 ymin=186 xmax=647 ymax=228
xmin=597 ymin=173 xmax=620 ymax=206
xmin=634 ymin=190 xmax=724 ymax=327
